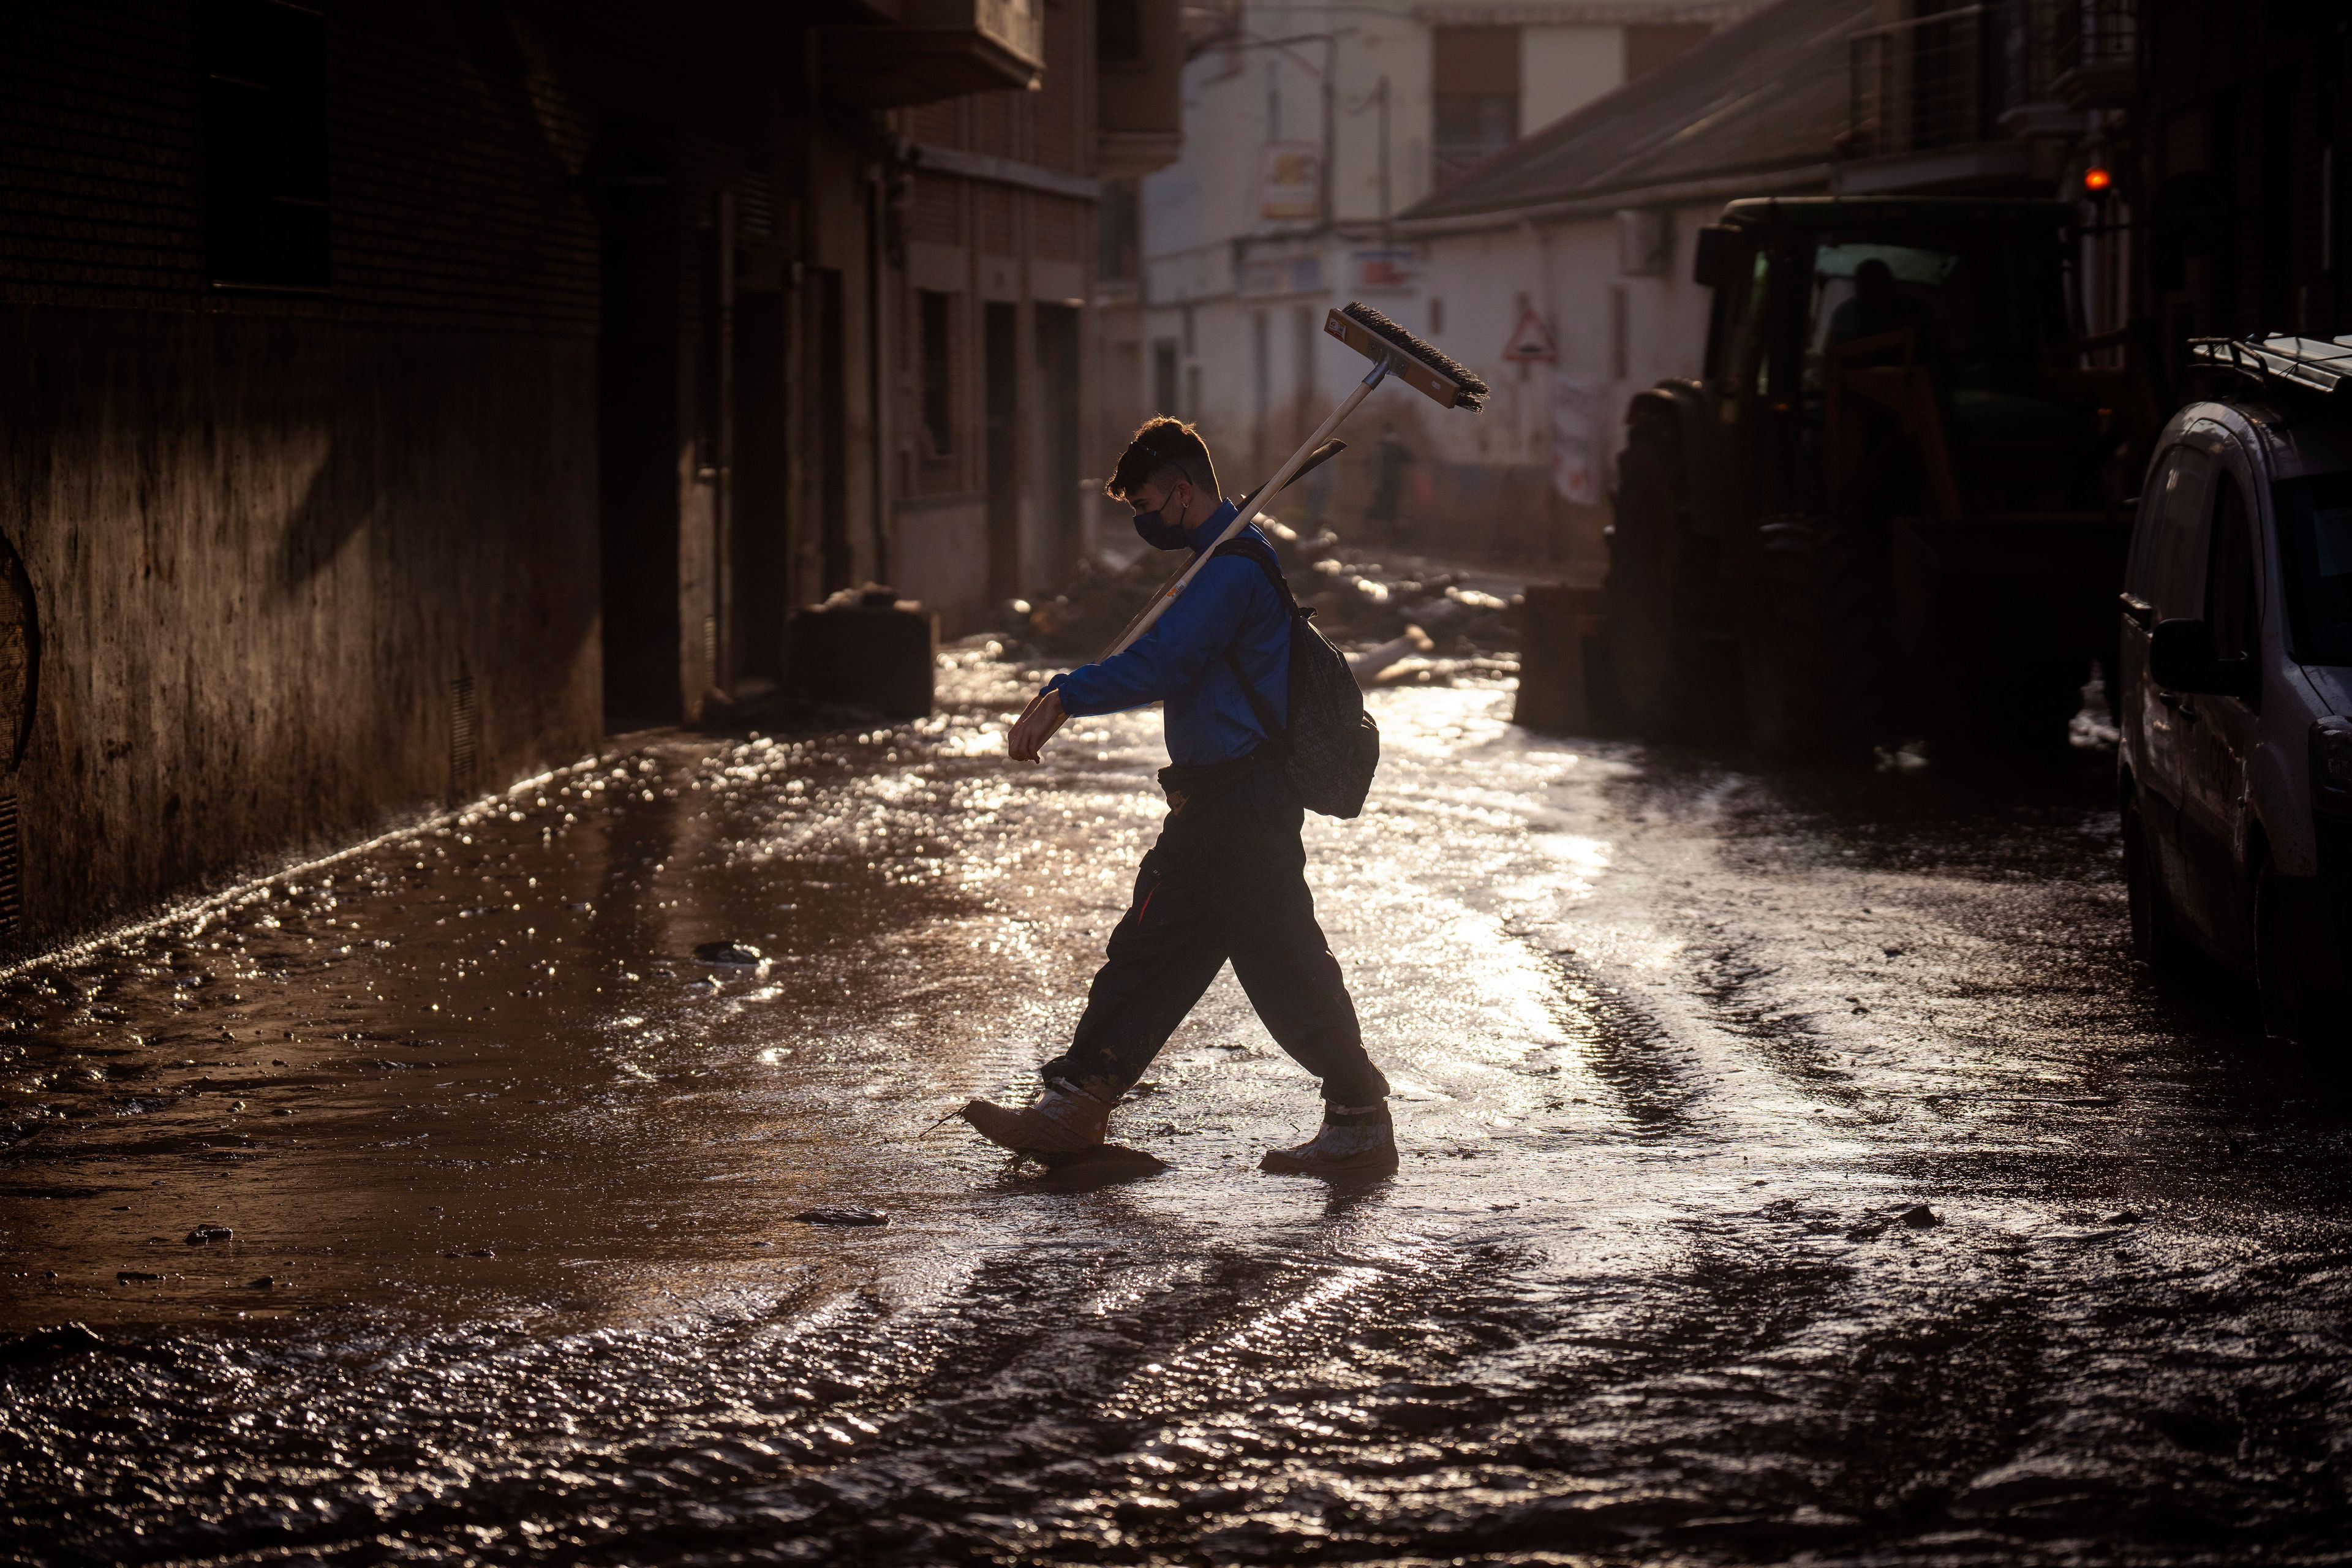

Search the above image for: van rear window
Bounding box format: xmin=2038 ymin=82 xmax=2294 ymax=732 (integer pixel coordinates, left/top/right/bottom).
xmin=2274 ymin=470 xmax=2352 ymax=666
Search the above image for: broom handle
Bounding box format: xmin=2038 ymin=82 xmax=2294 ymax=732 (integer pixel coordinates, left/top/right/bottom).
xmin=1098 ymin=358 xmax=1390 ymax=662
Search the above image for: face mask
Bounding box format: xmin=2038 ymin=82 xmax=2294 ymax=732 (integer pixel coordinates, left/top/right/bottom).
xmin=1131 ymin=490 xmax=1193 ymax=551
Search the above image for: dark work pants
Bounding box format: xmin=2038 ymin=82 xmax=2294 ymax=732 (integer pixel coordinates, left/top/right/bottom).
xmin=1041 ymin=752 xmax=1388 ymax=1107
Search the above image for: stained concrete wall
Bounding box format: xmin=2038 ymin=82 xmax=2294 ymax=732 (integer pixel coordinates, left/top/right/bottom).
xmin=0 ymin=1 xmax=607 ymax=950
xmin=0 ymin=307 xmax=603 ymax=946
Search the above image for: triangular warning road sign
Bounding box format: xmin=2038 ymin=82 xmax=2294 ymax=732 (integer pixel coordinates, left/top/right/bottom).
xmin=1501 ymin=307 xmax=1557 ymax=363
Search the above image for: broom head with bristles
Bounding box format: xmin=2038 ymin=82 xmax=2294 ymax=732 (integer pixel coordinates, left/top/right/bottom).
xmin=1325 ymin=302 xmax=1490 ymax=411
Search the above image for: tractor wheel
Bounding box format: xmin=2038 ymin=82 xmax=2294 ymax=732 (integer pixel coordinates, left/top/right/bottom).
xmin=1605 ymin=416 xmax=1713 ymax=739
xmin=1740 ymin=519 xmax=1888 ymax=763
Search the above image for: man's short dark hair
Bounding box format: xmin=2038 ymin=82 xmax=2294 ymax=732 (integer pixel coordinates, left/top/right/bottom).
xmin=1106 ymin=417 xmax=1218 ymax=504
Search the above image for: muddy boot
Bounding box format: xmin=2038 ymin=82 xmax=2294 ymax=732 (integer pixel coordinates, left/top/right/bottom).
xmin=959 ymin=1081 xmax=1115 ymax=1155
xmin=1260 ymin=1101 xmax=1397 ymax=1177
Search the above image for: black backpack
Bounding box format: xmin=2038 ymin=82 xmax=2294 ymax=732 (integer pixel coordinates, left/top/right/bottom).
xmin=1213 ymin=538 xmax=1381 ymax=819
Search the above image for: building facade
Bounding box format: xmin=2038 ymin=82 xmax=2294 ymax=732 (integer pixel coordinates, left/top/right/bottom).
xmin=0 ymin=0 xmax=1164 ymax=953
xmin=1383 ymin=0 xmax=2159 ymax=575
xmin=1133 ymin=0 xmax=1751 ymax=548
xmin=888 ymin=0 xmax=1182 ymax=622
xmin=2135 ymin=1 xmax=2349 ymax=362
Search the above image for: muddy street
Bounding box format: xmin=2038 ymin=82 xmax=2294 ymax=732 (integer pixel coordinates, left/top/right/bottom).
xmin=5 ymin=646 xmax=2350 ymax=1566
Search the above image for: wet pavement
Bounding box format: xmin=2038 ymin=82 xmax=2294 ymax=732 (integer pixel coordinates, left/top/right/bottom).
xmin=5 ymin=643 xmax=2351 ymax=1566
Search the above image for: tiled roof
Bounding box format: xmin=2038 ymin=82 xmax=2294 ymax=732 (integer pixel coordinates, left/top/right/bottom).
xmin=1400 ymin=0 xmax=1875 ymax=224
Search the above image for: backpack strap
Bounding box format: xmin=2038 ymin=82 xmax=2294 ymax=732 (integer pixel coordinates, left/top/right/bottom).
xmin=1209 ymin=537 xmax=1292 ymax=747
xmin=1210 ymin=536 xmax=1297 ymax=614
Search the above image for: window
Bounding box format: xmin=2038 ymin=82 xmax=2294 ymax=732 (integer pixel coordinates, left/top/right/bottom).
xmin=205 ymin=0 xmax=329 ymax=289
xmin=2206 ymin=476 xmax=2259 ymax=663
xmin=2126 ymin=447 xmax=2215 ymax=619
xmin=1098 ymin=0 xmax=1144 ymax=65
xmin=2272 ymin=469 xmax=2352 ymax=665
xmin=1432 ymin=26 xmax=1520 ymax=188
xmin=919 ymin=290 xmax=955 ymax=457
xmin=1099 ymin=179 xmax=1140 ymax=282
xmin=1152 ymin=339 xmax=1178 ymax=414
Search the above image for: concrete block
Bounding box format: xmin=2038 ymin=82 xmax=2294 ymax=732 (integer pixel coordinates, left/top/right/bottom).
xmin=1513 ymin=583 xmax=1610 ymax=734
xmin=786 ymin=594 xmax=938 ymax=718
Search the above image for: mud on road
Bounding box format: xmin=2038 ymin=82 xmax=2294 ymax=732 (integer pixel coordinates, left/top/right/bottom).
xmin=4 ymin=645 xmax=2351 ymax=1566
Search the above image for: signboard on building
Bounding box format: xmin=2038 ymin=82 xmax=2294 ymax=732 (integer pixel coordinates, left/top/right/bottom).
xmin=1502 ymin=307 xmax=1557 ymax=363
xmin=1238 ymin=255 xmax=1326 ymax=297
xmin=1551 ymin=373 xmax=1600 ymax=505
xmin=1349 ymin=247 xmax=1421 ymax=290
xmin=1259 ymin=143 xmax=1322 ymax=222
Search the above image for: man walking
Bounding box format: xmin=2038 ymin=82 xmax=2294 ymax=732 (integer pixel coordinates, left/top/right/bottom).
xmin=961 ymin=418 xmax=1395 ymax=1177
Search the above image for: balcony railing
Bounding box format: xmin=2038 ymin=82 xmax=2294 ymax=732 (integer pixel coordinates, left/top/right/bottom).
xmin=2051 ymin=0 xmax=2137 ymax=107
xmin=819 ymin=0 xmax=1047 ymax=108
xmin=1847 ymin=6 xmax=1998 ymax=160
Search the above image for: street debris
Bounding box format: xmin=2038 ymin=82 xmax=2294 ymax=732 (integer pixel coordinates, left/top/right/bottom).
xmin=184 ymin=1224 xmax=233 ymax=1245
xmin=693 ymin=941 xmax=764 ymax=967
xmin=1007 ymin=516 xmax=1521 ymax=686
xmin=1899 ymin=1204 xmax=1941 ymax=1228
xmin=791 ymin=1208 xmax=889 ymax=1227
xmin=1348 ymin=625 xmax=1434 ymax=681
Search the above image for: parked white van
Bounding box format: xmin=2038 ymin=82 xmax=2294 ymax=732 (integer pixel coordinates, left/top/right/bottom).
xmin=2119 ymin=336 xmax=2352 ymax=1044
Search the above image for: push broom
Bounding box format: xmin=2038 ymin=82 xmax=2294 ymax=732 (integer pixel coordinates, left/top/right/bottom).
xmin=1064 ymin=303 xmax=1490 ymax=690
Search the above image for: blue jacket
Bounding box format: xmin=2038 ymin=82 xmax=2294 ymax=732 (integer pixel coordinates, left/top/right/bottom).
xmin=1044 ymin=500 xmax=1289 ymax=766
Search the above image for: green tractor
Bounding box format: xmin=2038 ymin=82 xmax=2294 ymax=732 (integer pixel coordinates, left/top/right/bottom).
xmin=1606 ymin=197 xmax=2158 ymax=758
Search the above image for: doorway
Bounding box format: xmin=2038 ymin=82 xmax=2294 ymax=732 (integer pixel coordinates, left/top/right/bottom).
xmin=598 ymin=148 xmax=683 ymax=727
xmin=731 ymin=283 xmax=789 ymax=683
xmin=1034 ymin=302 xmax=1082 ymax=573
xmin=807 ymin=268 xmax=850 ymax=595
xmin=985 ymin=301 xmax=1019 ymax=604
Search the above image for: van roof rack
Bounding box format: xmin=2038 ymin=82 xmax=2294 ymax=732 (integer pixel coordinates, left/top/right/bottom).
xmin=2190 ymin=334 xmax=2352 ymax=395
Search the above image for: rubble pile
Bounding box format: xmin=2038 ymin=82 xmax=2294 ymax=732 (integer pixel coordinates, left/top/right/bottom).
xmin=1009 ymin=516 xmax=1521 ymax=687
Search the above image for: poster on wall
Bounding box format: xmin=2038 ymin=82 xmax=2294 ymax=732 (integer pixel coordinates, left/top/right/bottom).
xmin=1349 ymin=247 xmax=1422 ymax=290
xmin=1550 ymin=374 xmax=1600 ymax=505
xmin=1259 ymin=143 xmax=1322 ymax=222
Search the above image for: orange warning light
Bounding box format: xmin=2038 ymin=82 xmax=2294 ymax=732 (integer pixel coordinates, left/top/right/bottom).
xmin=2082 ymin=166 xmax=2113 ymax=194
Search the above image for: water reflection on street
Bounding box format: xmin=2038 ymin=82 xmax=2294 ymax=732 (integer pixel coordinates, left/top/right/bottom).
xmin=5 ymin=644 xmax=2350 ymax=1564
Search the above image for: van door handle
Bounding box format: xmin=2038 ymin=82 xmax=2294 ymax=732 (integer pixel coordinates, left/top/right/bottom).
xmin=2120 ymin=592 xmax=2155 ymax=628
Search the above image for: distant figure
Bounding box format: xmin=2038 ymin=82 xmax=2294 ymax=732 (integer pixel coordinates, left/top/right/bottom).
xmin=1370 ymin=423 xmax=1414 ymax=538
xmin=1829 ymin=258 xmax=1935 ymax=356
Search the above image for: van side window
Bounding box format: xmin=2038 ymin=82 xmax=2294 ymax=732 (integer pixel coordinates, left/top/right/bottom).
xmin=2127 ymin=445 xmax=2214 ymax=619
xmin=2207 ymin=475 xmax=2259 ymax=663
xmin=2272 ymin=469 xmax=2352 ymax=665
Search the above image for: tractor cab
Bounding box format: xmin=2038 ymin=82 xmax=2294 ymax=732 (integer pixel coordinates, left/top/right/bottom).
xmin=1609 ymin=197 xmax=2158 ymax=756
xmin=1697 ymin=197 xmax=2144 ymax=524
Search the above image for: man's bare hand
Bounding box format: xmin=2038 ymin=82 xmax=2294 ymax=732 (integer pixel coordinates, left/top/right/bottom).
xmin=1008 ymin=688 xmax=1068 ymax=764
